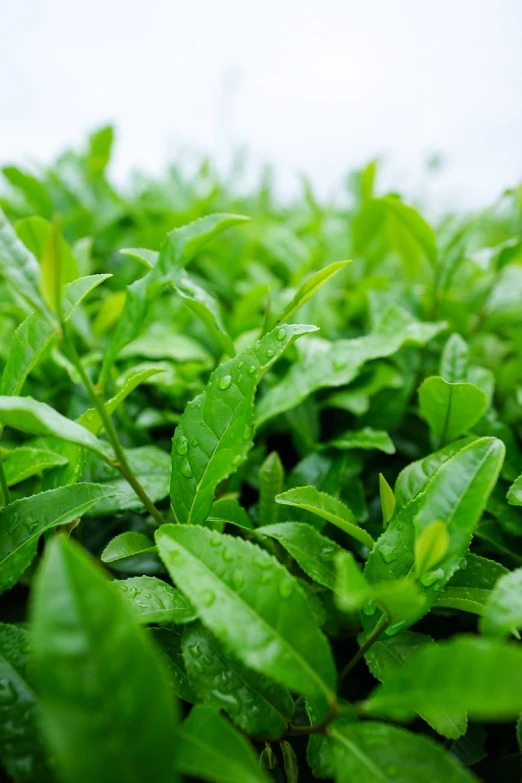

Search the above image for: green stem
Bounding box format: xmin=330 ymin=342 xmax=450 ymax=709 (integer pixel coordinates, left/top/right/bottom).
xmin=283 ymin=703 xmax=340 ymax=737
xmin=61 ymin=325 xmax=167 ymax=527
xmin=339 ymin=615 xmax=390 ymax=684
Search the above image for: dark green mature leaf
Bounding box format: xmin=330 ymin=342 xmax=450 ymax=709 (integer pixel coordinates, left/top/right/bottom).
xmin=0 ymin=483 xmax=116 ymax=594
xmin=480 ymin=568 xmax=522 ymax=637
xmin=366 ymin=635 xmax=522 ymax=720
xmin=0 ymin=397 xmax=111 ymax=460
xmin=151 ymin=627 xmax=196 ymax=702
xmin=101 ymin=214 xmax=247 ymax=378
xmin=327 ymin=427 xmax=395 ymax=454
xmin=101 ymin=532 xmax=156 ymax=563
xmin=155 ymin=525 xmax=337 ymax=710
xmin=418 ymin=377 xmax=487 ymax=444
xmin=0 ymin=623 xmax=51 ymax=782
xmin=115 ymin=575 xmax=197 ymax=624
xmin=1 ymin=446 xmax=67 ymax=486
xmin=364 ymin=437 xmax=504 ymax=633
xmin=183 ymin=621 xmax=294 ymax=739
xmin=256 ymin=522 xmax=342 ymax=590
xmin=440 ymin=333 xmax=470 ymax=383
xmin=257 ymin=305 xmax=446 ymax=425
xmin=364 ymin=631 xmax=467 ymax=740
xmin=171 ymin=323 xmax=317 ymax=527
xmin=31 ymin=537 xmax=179 ymax=783
xmin=258 ymin=451 xmax=284 ymax=526
xmin=0 ymin=207 xmax=48 ymax=316
xmin=276 ymin=260 xmax=350 ymax=323
xmin=276 ymin=486 xmax=374 ymax=548
xmin=329 ymin=722 xmax=476 ymax=783
xmin=0 ymin=274 xmax=110 ymax=396
xmin=435 ymin=554 xmax=508 ymax=616
xmin=175 ymin=705 xmax=270 ymax=783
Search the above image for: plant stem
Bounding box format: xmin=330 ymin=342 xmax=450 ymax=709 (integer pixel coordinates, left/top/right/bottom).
xmin=283 ymin=703 xmax=341 ymax=737
xmin=339 ymin=614 xmax=390 ymax=684
xmin=61 ymin=325 xmax=167 ymax=527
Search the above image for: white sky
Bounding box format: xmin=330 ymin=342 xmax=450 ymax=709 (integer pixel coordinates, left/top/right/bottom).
xmin=2 ymin=0 xmax=521 ymax=210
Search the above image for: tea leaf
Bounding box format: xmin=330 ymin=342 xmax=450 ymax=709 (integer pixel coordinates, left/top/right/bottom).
xmin=1 ymin=446 xmax=68 ymax=486
xmin=276 ymin=259 xmax=350 ymax=323
xmin=115 ymin=575 xmax=196 ymax=624
xmin=258 ymin=451 xmax=284 ymax=526
xmin=101 ymin=532 xmax=156 ymax=563
xmin=328 ymin=427 xmax=395 ymax=454
xmin=480 ymin=568 xmax=522 ymax=637
xmin=419 ymin=377 xmax=488 ymax=444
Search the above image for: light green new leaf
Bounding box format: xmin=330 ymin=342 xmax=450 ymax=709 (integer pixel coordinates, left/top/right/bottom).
xmin=183 ymin=622 xmax=294 ymax=739
xmin=394 ymin=437 xmax=475 ymax=509
xmin=329 ymin=722 xmax=475 ymax=783
xmin=376 ymin=195 xmax=437 ymax=266
xmin=365 ymin=635 xmax=522 ymax=721
xmin=379 ymin=473 xmax=395 ymax=526
xmin=440 ymin=333 xmax=470 ymax=383
xmin=207 ymin=497 xmax=254 ymax=531
xmin=155 ymin=525 xmax=337 ymax=710
xmin=0 ymin=207 xmax=48 ymax=316
xmin=480 ymin=568 xmax=522 ymax=637
xmin=2 ymin=165 xmax=53 ymax=217
xmin=276 ymin=486 xmax=374 ymax=548
xmin=414 ymin=520 xmax=449 ymax=579
xmin=1 ymin=446 xmax=67 ymax=486
xmin=101 ymin=214 xmax=247 ymax=379
xmin=0 ymin=483 xmax=116 ymax=594
xmin=256 ymin=305 xmax=445 ymax=425
xmin=31 ymin=537 xmax=179 ymax=783
xmin=364 ymin=630 xmax=467 ymax=739
xmin=175 ymin=705 xmax=269 ymax=783
xmin=256 ymin=522 xmax=343 ymax=590
xmin=101 ymin=532 xmax=156 ymax=563
xmin=258 ymin=451 xmax=284 ymax=526
xmin=115 ymin=575 xmax=196 ymax=625
xmin=0 ymin=396 xmax=111 ymax=460
xmin=435 ymin=554 xmax=508 ymax=617
xmin=0 ymin=623 xmax=52 ymax=782
xmin=364 ymin=437 xmax=505 ymax=632
xmin=280 ymin=740 xmax=299 ymax=783
xmin=1 ymin=274 xmax=110 ymax=396
xmin=507 ymin=473 xmax=522 ymax=506
xmin=419 ymin=377 xmax=487 ymax=444
xmin=328 ymin=427 xmax=395 ymax=454
xmin=276 ymin=260 xmax=350 ymax=323
xmin=171 ymin=323 xmax=316 ymax=527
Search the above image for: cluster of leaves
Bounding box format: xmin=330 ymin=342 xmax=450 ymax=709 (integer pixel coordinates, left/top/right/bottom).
xmin=0 ymin=127 xmax=522 ymax=782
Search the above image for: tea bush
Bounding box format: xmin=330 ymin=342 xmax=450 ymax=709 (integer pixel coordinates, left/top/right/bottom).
xmin=0 ymin=128 xmax=522 ymax=782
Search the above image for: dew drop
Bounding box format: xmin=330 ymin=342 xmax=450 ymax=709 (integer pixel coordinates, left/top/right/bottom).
xmin=385 ymin=620 xmax=406 ymax=637
xmin=175 ymin=436 xmax=189 ymax=455
xmin=201 ymin=590 xmax=216 ymax=607
xmin=237 ymin=361 xmax=244 ymax=369
xmin=266 ymin=349 xmax=274 ymax=358
xmin=248 ymin=365 xmax=256 ymax=375
xmin=232 ymin=455 xmax=241 ymax=466
xmin=180 ymin=458 xmax=193 ymax=479
xmin=420 ymin=567 xmax=445 ymax=588
xmin=237 ymin=374 xmax=244 ymax=383
xmin=362 ymin=599 xmax=377 ymax=616
xmin=276 ymin=328 xmax=286 ymax=341
xmin=191 ymin=438 xmax=199 ymax=447
xmin=218 ymin=375 xmax=232 ymax=391
xmin=279 ymin=580 xmax=293 ymax=599
xmin=379 ymin=543 xmax=398 ymax=564
xmin=222 ymin=547 xmax=233 ymax=563
xmin=210 ymin=534 xmax=222 ymax=547
xmin=459 ymin=557 xmax=468 ymax=570
xmin=189 ymin=643 xmax=202 ymax=659
xmin=231 ymin=570 xmax=244 ymax=590
xmin=191 ymin=661 xmax=204 ymax=674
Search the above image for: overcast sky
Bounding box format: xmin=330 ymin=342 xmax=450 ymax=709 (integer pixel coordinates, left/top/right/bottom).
xmin=2 ymin=0 xmax=521 ymax=210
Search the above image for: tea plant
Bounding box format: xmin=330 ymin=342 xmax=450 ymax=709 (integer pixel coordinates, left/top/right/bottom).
xmin=0 ymin=128 xmax=522 ymax=782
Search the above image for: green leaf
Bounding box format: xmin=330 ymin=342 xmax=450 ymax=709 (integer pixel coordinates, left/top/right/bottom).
xmin=507 ymin=473 xmax=522 ymax=506
xmin=16 ymin=216 xmax=79 ymax=289
xmin=86 ymin=125 xmax=114 ymax=177
xmin=327 ymin=427 xmax=395 ymax=454
xmin=182 ymin=621 xmax=294 ymax=739
xmin=394 ymin=438 xmax=475 ymax=509
xmin=2 ymin=165 xmax=53 ymax=216
xmin=258 ymin=451 xmax=284 ymax=526
xmin=414 ymin=520 xmax=450 ymax=579
xmin=440 ymin=333 xmax=470 ymax=383
xmin=256 ymin=305 xmax=445 ymax=425
xmin=83 ymin=446 xmax=171 ymax=515
xmin=115 ymin=575 xmax=197 ymax=624
xmin=280 ymin=740 xmax=299 ymax=783
xmin=480 ymin=568 xmax=522 ymax=637
xmin=364 ymin=630 xmax=467 ymax=739
xmin=276 ymin=486 xmax=374 ymax=548
xmin=31 ymin=536 xmax=179 ymax=783
xmin=1 ymin=446 xmax=67 ymax=486
xmin=1 ymin=274 xmax=110 ymax=396
xmin=276 ymin=260 xmax=350 ymax=323
xmin=0 ymin=396 xmax=111 ymax=460
xmin=151 ymin=627 xmax=196 ymax=702
xmin=0 ymin=622 xmax=51 ymax=782
xmin=329 ymin=722 xmax=475 ymax=782
xmin=379 ymin=473 xmax=395 ymax=527
xmin=435 ymin=554 xmax=508 ymax=616
xmin=101 ymin=532 xmax=156 ymax=563
xmin=364 ymin=437 xmax=505 ymax=633
xmin=0 ymin=206 xmax=48 ymax=316
xmin=365 ymin=635 xmax=522 ymax=721
xmin=418 ymin=377 xmax=487 ymax=444
xmin=101 ymin=214 xmax=248 ymax=379
xmin=376 ymin=195 xmax=438 ymax=266
xmin=171 ymin=323 xmax=317 ymax=526
xmin=175 ymin=705 xmax=270 ymax=783
xmin=0 ymin=483 xmax=116 ymax=594
xmin=207 ymin=497 xmax=254 ymax=531
xmin=155 ymin=525 xmax=337 ymax=709
xmin=257 ymin=522 xmax=342 ymax=590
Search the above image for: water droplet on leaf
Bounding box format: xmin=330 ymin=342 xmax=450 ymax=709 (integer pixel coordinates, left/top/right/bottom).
xmin=276 ymin=328 xmax=286 ymax=341
xmin=218 ymin=375 xmax=232 ymax=390
xmin=175 ymin=436 xmax=189 ymax=455
xmin=180 ymin=458 xmax=193 ymax=479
